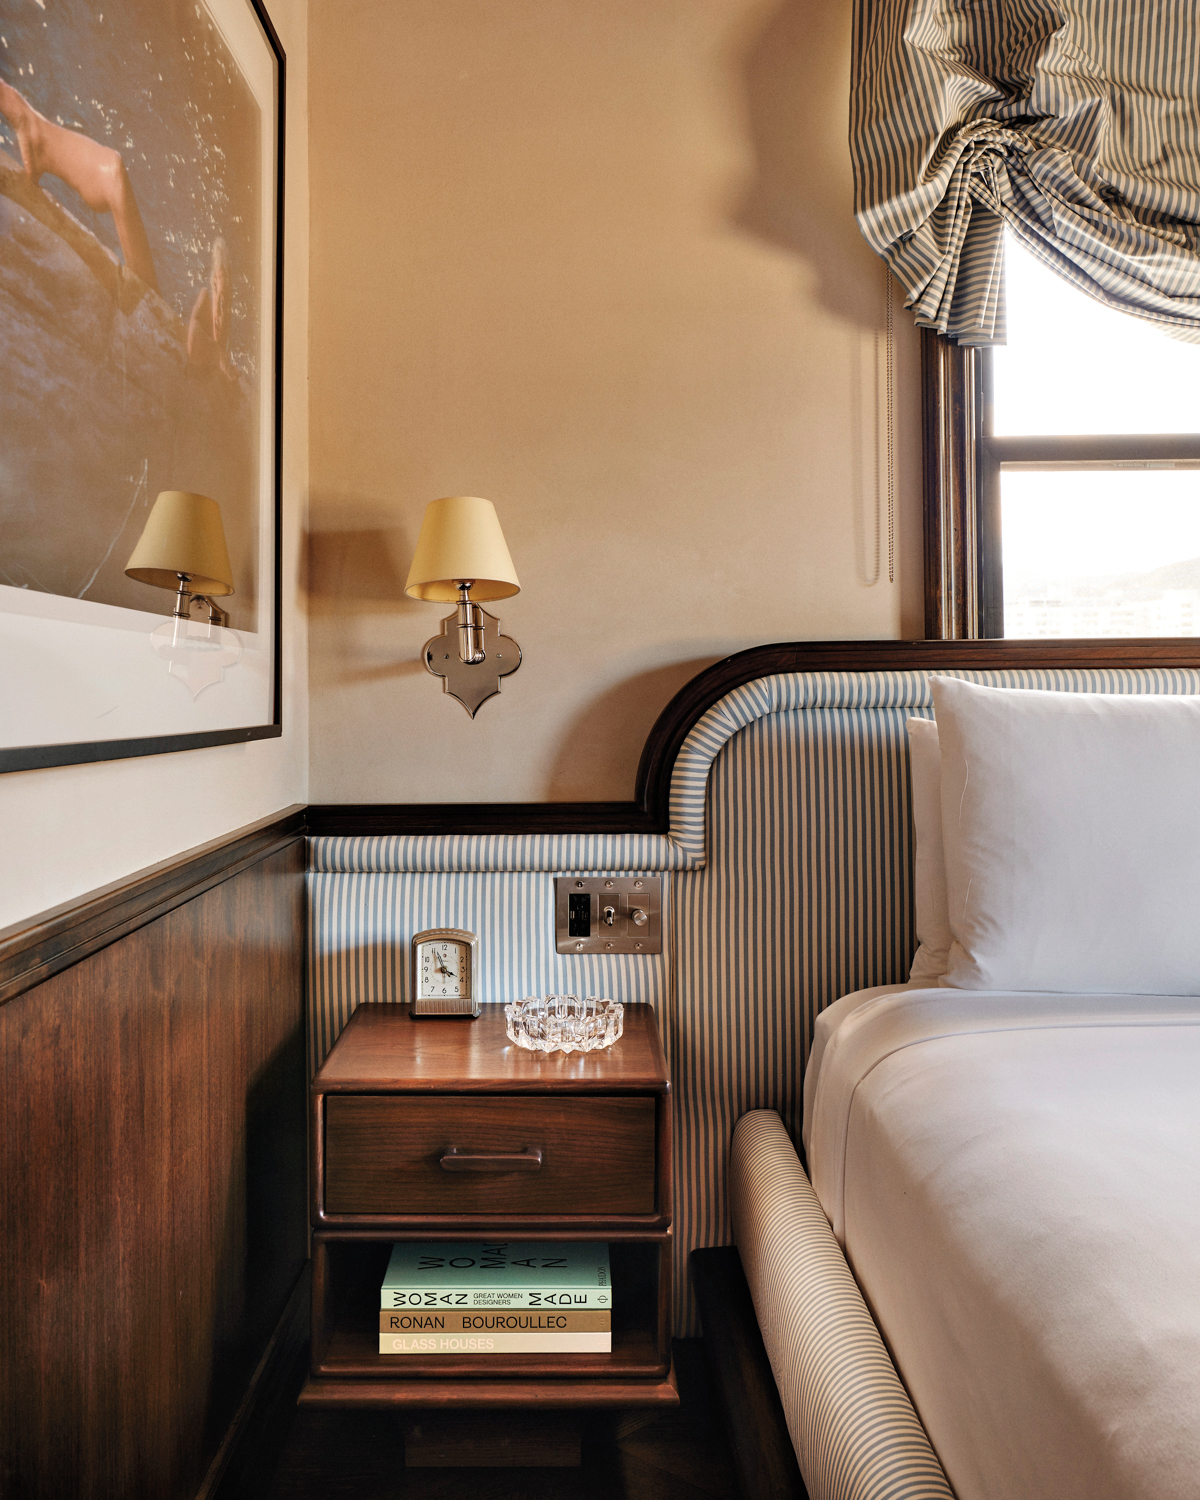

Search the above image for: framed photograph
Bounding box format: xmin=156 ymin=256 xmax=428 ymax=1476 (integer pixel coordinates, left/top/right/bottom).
xmin=0 ymin=0 xmax=284 ymax=772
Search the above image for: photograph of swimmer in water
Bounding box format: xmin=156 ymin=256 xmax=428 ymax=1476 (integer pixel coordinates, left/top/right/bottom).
xmin=0 ymin=77 xmax=159 ymax=292
xmin=0 ymin=0 xmax=271 ymax=627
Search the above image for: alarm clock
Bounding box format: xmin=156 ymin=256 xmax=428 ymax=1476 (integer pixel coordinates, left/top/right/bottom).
xmin=410 ymin=928 xmax=481 ymax=1018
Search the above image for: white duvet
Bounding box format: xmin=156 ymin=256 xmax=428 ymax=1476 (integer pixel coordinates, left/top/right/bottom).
xmin=806 ymin=987 xmax=1200 ymax=1500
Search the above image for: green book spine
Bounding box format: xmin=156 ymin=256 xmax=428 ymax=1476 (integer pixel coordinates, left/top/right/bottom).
xmin=381 ymin=1288 xmax=612 ymax=1309
xmin=380 ymin=1241 xmax=612 ymax=1311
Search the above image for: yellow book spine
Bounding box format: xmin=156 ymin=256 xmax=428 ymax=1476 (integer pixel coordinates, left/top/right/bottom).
xmin=378 ymin=1309 xmax=611 ymax=1333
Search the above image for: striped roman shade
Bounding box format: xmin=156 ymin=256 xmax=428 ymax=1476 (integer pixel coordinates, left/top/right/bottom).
xmin=851 ymin=0 xmax=1200 ymax=344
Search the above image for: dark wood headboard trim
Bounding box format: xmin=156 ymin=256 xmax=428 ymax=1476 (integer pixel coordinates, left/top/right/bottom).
xmin=303 ymin=800 xmax=656 ymax=837
xmin=307 ymin=638 xmax=1200 ymax=838
xmin=13 ymin=637 xmax=1200 ymax=987
xmin=0 ymin=804 xmax=307 ymax=1008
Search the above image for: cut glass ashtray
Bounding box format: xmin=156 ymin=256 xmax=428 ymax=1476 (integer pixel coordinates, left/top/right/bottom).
xmin=504 ymin=995 xmax=624 ymax=1055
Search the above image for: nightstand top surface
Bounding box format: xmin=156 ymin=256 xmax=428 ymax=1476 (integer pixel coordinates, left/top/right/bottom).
xmin=313 ymin=1003 xmax=670 ymax=1094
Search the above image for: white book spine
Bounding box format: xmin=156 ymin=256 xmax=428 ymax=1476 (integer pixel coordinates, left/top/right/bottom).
xmin=379 ymin=1331 xmax=612 ymax=1355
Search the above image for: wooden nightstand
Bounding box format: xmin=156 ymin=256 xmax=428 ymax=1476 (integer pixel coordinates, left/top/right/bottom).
xmin=301 ymin=1002 xmax=677 ymax=1409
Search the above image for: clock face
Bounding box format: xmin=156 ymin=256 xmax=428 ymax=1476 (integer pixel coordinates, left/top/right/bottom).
xmin=417 ymin=938 xmax=471 ymax=1001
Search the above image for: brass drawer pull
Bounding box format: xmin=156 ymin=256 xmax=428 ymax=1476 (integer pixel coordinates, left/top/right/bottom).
xmin=439 ymin=1146 xmax=543 ymax=1173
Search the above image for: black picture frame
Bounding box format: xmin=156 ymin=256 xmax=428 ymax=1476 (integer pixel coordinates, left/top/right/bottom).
xmin=0 ymin=0 xmax=285 ymax=773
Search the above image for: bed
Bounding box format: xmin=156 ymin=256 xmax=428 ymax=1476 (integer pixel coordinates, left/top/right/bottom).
xmin=725 ymin=674 xmax=1200 ymax=1500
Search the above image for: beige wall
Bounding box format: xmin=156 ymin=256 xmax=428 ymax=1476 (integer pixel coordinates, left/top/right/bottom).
xmin=0 ymin=0 xmax=309 ymax=930
xmin=307 ymin=0 xmax=923 ymax=805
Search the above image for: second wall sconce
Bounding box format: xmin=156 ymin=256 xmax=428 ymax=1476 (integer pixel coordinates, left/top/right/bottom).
xmin=405 ymin=495 xmax=521 ymax=717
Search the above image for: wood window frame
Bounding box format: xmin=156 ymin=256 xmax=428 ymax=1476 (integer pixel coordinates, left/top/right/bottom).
xmin=922 ymin=329 xmax=1200 ymax=641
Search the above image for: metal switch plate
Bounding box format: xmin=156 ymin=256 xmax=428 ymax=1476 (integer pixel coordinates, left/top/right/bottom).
xmin=554 ymin=875 xmax=662 ymax=954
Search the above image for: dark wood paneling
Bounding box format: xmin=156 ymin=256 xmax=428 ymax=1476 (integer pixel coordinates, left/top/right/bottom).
xmin=0 ymin=836 xmax=307 ymax=1500
xmin=197 ymin=1266 xmax=310 ymax=1500
xmin=309 ymin=639 xmax=1200 ymax=838
xmin=0 ymin=806 xmax=306 ymax=1007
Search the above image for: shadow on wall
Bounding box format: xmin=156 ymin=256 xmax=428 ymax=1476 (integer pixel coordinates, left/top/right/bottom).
xmin=546 ymin=657 xmax=723 ymax=802
xmin=732 ymin=0 xmax=882 ymax=330
xmin=306 ymin=523 xmax=419 ymax=616
xmin=306 ymin=512 xmax=429 ymax=686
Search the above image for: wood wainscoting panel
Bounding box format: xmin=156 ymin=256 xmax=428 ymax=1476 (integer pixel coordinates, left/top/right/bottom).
xmin=0 ymin=836 xmax=307 ymax=1500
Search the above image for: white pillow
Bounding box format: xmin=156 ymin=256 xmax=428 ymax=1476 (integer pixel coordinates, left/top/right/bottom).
xmin=932 ymin=675 xmax=1200 ymax=994
xmin=906 ymin=716 xmax=952 ymax=981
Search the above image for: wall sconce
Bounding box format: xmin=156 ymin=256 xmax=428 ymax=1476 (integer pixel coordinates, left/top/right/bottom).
xmin=404 ymin=495 xmax=521 ymax=717
xmin=125 ymin=490 xmax=241 ymax=696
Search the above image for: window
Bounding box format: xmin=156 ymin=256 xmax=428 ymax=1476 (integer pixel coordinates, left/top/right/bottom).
xmin=924 ymin=234 xmax=1200 ymax=639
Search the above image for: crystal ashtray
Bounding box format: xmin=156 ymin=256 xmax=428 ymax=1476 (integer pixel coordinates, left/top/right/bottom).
xmin=504 ymin=995 xmax=624 ymax=1055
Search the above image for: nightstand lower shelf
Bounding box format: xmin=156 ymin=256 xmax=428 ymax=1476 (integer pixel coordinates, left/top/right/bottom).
xmin=299 ymin=1367 xmax=680 ymax=1409
xmin=311 ymin=1238 xmax=671 ymax=1384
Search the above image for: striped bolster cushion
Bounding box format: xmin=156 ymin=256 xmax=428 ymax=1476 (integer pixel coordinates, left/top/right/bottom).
xmin=729 ymin=1110 xmax=953 ymax=1500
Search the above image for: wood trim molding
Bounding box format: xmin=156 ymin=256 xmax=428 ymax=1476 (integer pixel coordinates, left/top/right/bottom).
xmin=309 ymin=638 xmax=1200 ymax=839
xmin=0 ymin=804 xmax=307 ymax=1007
xmin=304 ymin=801 xmax=654 ymax=838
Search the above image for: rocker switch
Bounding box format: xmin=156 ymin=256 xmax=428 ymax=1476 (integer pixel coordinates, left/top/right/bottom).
xmin=567 ymin=893 xmax=591 ymax=938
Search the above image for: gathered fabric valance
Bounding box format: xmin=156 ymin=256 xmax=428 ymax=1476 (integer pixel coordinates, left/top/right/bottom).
xmin=851 ymin=0 xmax=1200 ymax=344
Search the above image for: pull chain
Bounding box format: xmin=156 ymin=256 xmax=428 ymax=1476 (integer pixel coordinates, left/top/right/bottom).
xmin=885 ymin=267 xmax=895 ymax=584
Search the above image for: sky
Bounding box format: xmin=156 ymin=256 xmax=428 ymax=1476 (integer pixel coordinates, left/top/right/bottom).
xmin=995 ymin=233 xmax=1200 ymax=591
xmin=993 ymin=232 xmax=1200 ymax=437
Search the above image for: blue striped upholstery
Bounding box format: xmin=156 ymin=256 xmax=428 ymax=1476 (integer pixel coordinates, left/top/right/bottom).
xmin=309 ymin=665 xmax=1200 ymax=1331
xmin=730 ymin=1110 xmax=955 ymax=1500
xmin=307 ymin=870 xmax=671 ymax=1073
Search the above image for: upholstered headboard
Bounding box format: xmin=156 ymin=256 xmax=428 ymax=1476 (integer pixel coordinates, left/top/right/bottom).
xmin=307 ymin=639 xmax=1200 ymax=1329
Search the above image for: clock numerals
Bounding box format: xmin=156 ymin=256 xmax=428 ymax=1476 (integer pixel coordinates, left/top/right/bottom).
xmin=419 ymin=940 xmax=468 ymax=998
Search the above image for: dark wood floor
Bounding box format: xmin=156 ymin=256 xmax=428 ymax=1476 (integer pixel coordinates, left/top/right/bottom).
xmin=263 ymin=1341 xmax=740 ymax=1500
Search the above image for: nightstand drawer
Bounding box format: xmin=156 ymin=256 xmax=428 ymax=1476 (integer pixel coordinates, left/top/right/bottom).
xmin=323 ymin=1095 xmax=657 ymax=1217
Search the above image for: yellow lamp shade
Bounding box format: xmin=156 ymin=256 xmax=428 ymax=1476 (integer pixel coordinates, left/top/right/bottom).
xmin=125 ymin=490 xmax=234 ymax=596
xmin=404 ymin=496 xmax=520 ymax=603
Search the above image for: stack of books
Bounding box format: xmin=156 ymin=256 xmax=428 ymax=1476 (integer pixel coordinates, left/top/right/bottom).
xmin=379 ymin=1241 xmax=612 ymax=1354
